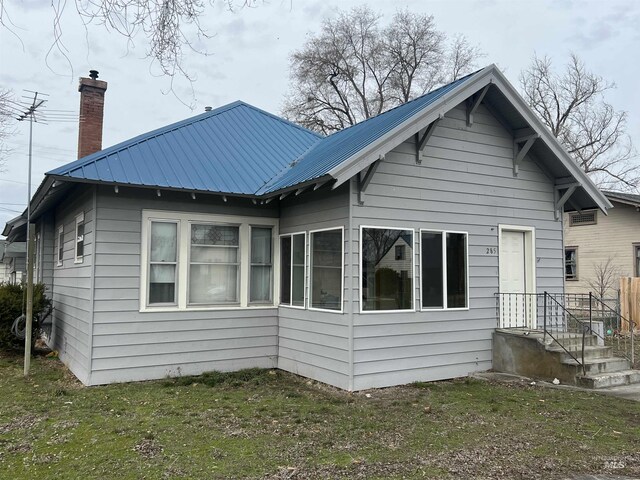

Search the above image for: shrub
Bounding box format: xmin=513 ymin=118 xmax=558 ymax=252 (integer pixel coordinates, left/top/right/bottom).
xmin=0 ymin=282 xmax=51 ymax=351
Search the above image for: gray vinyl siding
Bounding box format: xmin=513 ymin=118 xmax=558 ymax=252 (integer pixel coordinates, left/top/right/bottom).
xmin=349 ymin=102 xmax=564 ymax=390
xmin=278 ymin=184 xmax=351 ymax=390
xmin=89 ymin=186 xmax=280 ymax=385
xmin=38 ymin=213 xmax=55 ymax=292
xmin=50 ymin=185 xmax=95 ymax=384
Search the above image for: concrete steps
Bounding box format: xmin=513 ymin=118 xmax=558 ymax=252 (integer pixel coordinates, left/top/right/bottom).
xmin=576 ymin=370 xmax=640 ymax=389
xmin=493 ymin=329 xmax=639 ymax=389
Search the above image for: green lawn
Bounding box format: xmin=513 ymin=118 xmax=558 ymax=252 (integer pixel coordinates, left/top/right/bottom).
xmin=1 ymin=352 xmax=639 ymax=479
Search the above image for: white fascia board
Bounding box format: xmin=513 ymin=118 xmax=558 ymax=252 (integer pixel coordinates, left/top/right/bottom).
xmin=328 ymin=64 xmax=612 ymax=214
xmin=329 ymin=65 xmax=497 ymax=187
xmin=487 ymin=67 xmax=612 ymax=213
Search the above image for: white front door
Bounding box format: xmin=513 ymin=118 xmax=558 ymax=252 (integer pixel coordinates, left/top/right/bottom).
xmin=499 ymin=228 xmax=535 ymax=328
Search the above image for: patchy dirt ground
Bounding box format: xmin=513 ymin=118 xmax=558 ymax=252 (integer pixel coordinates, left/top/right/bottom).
xmin=1 ymin=351 xmax=639 ymax=479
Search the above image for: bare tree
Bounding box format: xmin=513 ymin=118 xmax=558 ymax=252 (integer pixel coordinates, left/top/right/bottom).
xmin=282 ymin=6 xmax=484 ymax=134
xmin=520 ymin=54 xmax=637 ymax=189
xmin=587 ymin=257 xmax=621 ymax=300
xmin=0 ymin=88 xmax=16 ymax=171
xmin=0 ymin=0 xmax=258 ymax=82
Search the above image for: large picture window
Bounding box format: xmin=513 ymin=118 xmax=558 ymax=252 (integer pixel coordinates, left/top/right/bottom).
xmin=189 ymin=224 xmax=239 ymax=305
xmin=361 ymin=227 xmax=414 ymax=311
xmin=141 ymin=211 xmax=277 ymax=311
xmin=420 ymin=230 xmax=468 ymax=310
xmin=310 ymin=228 xmax=343 ymax=311
xmin=280 ymin=233 xmax=305 ymax=307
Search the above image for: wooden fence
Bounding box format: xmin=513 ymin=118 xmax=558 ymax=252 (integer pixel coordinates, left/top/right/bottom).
xmin=620 ymin=277 xmax=640 ymax=332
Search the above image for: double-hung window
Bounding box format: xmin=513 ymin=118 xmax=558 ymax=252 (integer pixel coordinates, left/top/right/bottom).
xmin=149 ymin=221 xmax=178 ymax=305
xmin=280 ymin=233 xmax=306 ymax=307
xmin=141 ymin=211 xmax=277 ymax=311
xmin=565 ymin=247 xmax=577 ymax=281
xmin=56 ymin=226 xmax=64 ymax=266
xmin=361 ymin=227 xmax=414 ymax=311
xmin=420 ymin=230 xmax=468 ymax=309
xmin=75 ymin=212 xmax=85 ymax=264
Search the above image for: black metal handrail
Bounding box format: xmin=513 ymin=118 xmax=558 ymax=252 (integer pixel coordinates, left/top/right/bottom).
xmin=589 ymin=293 xmax=636 ymax=366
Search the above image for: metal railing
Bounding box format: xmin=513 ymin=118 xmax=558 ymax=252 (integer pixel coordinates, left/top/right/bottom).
xmin=495 ymin=292 xmax=637 ymax=372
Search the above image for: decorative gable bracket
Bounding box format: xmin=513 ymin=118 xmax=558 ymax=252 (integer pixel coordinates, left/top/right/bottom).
xmin=357 ymin=156 xmax=383 ymax=205
xmin=554 ymin=182 xmax=580 ymax=220
xmin=466 ymin=85 xmax=490 ymax=127
xmin=513 ymin=132 xmax=540 ymax=176
xmin=415 ymin=117 xmax=441 ymax=164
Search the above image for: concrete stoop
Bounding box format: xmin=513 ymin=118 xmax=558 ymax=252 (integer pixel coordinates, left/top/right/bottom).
xmin=493 ymin=328 xmax=639 ymax=389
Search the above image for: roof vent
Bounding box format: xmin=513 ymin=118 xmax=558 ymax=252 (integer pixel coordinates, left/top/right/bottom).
xmin=569 ymin=211 xmax=597 ymax=226
xmin=204 ymin=106 xmax=212 ymax=112
xmin=89 ymin=70 xmax=99 ymax=80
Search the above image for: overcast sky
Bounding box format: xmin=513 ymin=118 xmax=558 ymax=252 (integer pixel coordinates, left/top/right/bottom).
xmin=1 ymin=0 xmax=639 ymax=233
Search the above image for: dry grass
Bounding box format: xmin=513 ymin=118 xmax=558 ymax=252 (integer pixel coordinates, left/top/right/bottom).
xmin=1 ymin=351 xmax=639 ymax=479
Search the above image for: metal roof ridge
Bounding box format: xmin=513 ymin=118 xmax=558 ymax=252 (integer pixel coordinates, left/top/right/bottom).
xmin=238 ymin=102 xmax=324 ymax=139
xmin=47 ymin=100 xmax=250 ymax=176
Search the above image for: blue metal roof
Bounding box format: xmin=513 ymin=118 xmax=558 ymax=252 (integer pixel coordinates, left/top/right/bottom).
xmin=48 ymin=101 xmax=322 ymax=195
xmin=257 ymin=71 xmax=478 ymax=194
xmin=48 ymin=72 xmax=479 ymax=196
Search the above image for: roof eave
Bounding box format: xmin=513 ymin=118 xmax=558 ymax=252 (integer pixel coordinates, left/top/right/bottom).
xmin=324 ymin=64 xmax=611 ymax=215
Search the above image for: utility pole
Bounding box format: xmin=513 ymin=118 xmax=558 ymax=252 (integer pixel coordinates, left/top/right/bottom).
xmin=16 ymin=92 xmax=46 ymax=377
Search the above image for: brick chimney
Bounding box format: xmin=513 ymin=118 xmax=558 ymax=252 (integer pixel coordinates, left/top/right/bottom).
xmin=77 ymin=70 xmax=107 ymax=159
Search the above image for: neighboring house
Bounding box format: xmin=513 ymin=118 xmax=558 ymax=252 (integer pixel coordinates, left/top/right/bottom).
xmin=3 ymin=65 xmax=610 ymax=390
xmin=564 ymin=191 xmax=640 ymax=297
xmin=0 ymin=239 xmax=26 ymax=284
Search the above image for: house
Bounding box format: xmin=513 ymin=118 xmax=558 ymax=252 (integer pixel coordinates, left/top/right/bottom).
xmin=564 ymin=191 xmax=640 ymax=298
xmin=0 ymin=239 xmax=26 ymax=284
xmin=3 ymin=65 xmax=611 ymax=390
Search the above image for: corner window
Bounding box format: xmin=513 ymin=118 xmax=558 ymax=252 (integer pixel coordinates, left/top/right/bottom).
xmin=361 ymin=227 xmax=414 ymax=311
xmin=280 ymin=233 xmax=305 ymax=307
xmin=250 ymin=227 xmax=273 ymax=303
xmin=421 ymin=230 xmax=468 ymax=309
xmin=56 ymin=226 xmax=64 ymax=266
xmin=310 ymin=228 xmax=343 ymax=311
xmin=74 ymin=213 xmax=85 ymax=263
xmin=565 ymin=247 xmax=577 ymax=281
xmin=141 ymin=211 xmax=278 ymax=311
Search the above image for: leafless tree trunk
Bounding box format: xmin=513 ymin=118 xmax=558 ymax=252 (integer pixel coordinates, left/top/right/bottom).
xmin=587 ymin=257 xmax=621 ymax=300
xmin=282 ymin=7 xmax=484 ymax=134
xmin=520 ymin=54 xmax=637 ymax=189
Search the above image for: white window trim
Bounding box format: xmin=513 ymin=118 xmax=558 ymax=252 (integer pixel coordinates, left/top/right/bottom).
xmin=419 ymin=229 xmax=470 ymax=312
xmin=140 ymin=210 xmax=279 ymax=312
xmin=56 ymin=226 xmax=64 ymax=266
xmin=147 ymin=219 xmax=180 ymax=308
xmin=359 ymin=225 xmax=416 ymax=314
xmin=278 ymin=231 xmax=307 ymax=310
xmin=74 ymin=212 xmax=85 ymax=264
xmin=309 ymin=226 xmax=345 ymax=314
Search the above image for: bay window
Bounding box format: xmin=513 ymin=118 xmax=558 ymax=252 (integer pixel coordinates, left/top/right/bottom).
xmin=310 ymin=228 xmax=343 ymax=311
xmin=420 ymin=230 xmax=468 ymax=310
xmin=361 ymin=227 xmax=414 ymax=311
xmin=141 ymin=211 xmax=277 ymax=311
